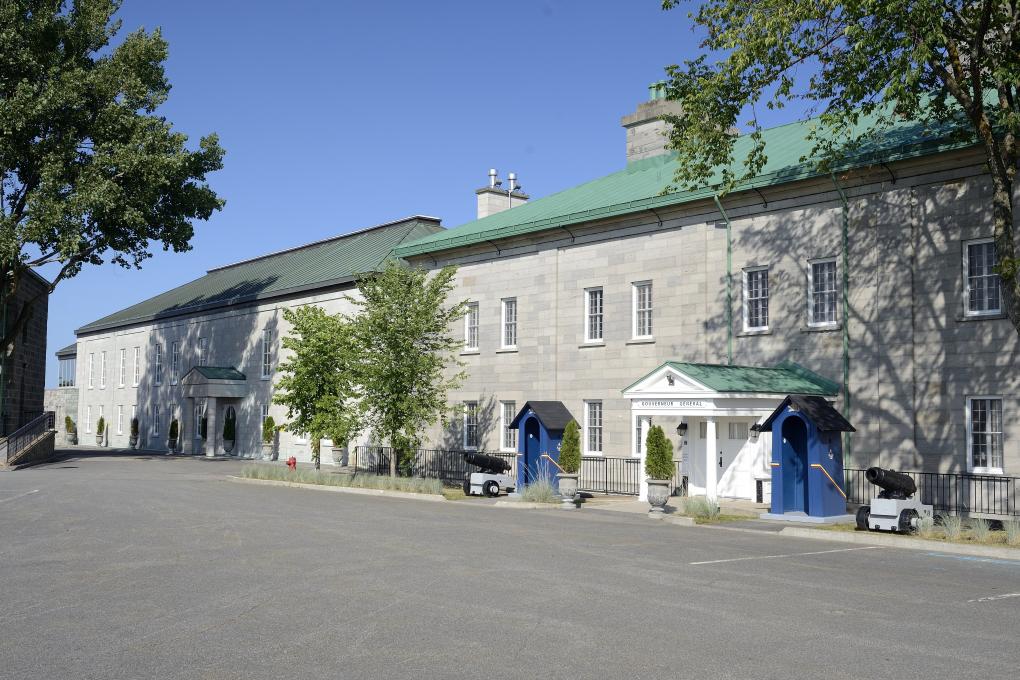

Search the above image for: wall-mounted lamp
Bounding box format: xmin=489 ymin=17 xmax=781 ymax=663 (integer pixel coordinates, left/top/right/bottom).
xmin=749 ymin=424 xmax=760 ymax=442
xmin=676 ymin=422 xmax=688 ymax=437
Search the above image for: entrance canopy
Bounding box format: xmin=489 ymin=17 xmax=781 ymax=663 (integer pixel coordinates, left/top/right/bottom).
xmin=181 ymin=366 xmax=248 ymax=399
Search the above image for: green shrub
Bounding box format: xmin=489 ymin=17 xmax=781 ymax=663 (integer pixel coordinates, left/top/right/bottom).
xmin=199 ymin=416 xmax=207 ymax=440
xmin=558 ymin=420 xmax=581 ymax=474
xmin=644 ymin=425 xmax=673 ymax=480
xmin=969 ymin=517 xmax=992 ymax=542
xmin=223 ymin=412 xmax=236 ymax=440
xmin=1005 ymin=520 xmax=1020 ymax=546
xmin=678 ymin=496 xmax=720 ymax=520
xmin=65 ymin=415 xmax=74 ymax=433
xmin=96 ymin=416 xmax=105 ymax=435
xmin=168 ymin=419 xmax=179 ymax=441
xmin=940 ymin=513 xmax=963 ymax=540
xmin=520 ymin=476 xmax=559 ymax=504
xmin=130 ymin=417 xmax=139 ymax=437
xmin=262 ymin=416 xmax=276 ymax=444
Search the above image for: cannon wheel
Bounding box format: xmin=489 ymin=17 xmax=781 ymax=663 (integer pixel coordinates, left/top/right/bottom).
xmin=462 ymin=476 xmax=471 ymax=495
xmin=855 ymin=505 xmax=871 ymax=531
xmin=898 ymin=509 xmax=918 ymax=534
xmin=484 ymin=480 xmax=500 ymax=498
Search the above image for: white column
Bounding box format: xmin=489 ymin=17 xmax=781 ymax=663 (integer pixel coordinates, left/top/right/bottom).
xmin=205 ymin=396 xmax=218 ymax=457
xmin=705 ymin=416 xmax=718 ymax=501
xmin=185 ymin=398 xmax=195 ymax=454
xmin=638 ymin=416 xmax=651 ymax=501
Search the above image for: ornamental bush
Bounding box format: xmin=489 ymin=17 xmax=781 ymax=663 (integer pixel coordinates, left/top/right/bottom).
xmin=130 ymin=417 xmax=139 ymax=437
xmin=96 ymin=416 xmax=105 ymax=435
xmin=558 ymin=420 xmax=581 ymax=474
xmin=200 ymin=416 xmax=207 ymax=440
xmin=64 ymin=415 xmax=74 ymax=433
xmin=168 ymin=419 xmax=179 ymax=441
xmin=262 ymin=416 xmax=276 ymax=444
xmin=644 ymin=425 xmax=674 ymax=480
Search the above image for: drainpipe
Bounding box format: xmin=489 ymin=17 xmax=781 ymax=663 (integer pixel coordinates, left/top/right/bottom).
xmin=830 ymin=174 xmax=852 ymax=466
xmin=712 ymin=195 xmax=734 ymax=365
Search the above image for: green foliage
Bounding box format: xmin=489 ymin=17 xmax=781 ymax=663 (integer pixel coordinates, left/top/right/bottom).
xmin=940 ymin=513 xmax=963 ymax=540
xmin=644 ymin=425 xmax=674 ymax=480
xmin=96 ymin=416 xmax=105 ymax=435
xmin=274 ymin=305 xmax=362 ymax=452
xmin=520 ymin=477 xmax=559 ymax=504
xmin=0 ymin=1 xmax=225 ymax=357
xmin=130 ymin=417 xmax=139 ymax=437
xmin=1005 ymin=520 xmax=1020 ymax=546
xmin=969 ymin=517 xmax=992 ymax=541
xmin=661 ymin=0 xmax=1020 ymax=333
xmin=64 ymin=415 xmax=74 ymax=433
xmin=223 ymin=411 xmax=235 ymax=440
xmin=347 ymin=261 xmax=468 ymax=476
xmin=677 ymin=496 xmax=721 ymax=521
xmin=239 ymin=465 xmax=444 ymax=495
xmin=168 ymin=418 xmax=178 ymax=441
xmin=262 ymin=416 xmax=276 ymax=444
xmin=558 ymin=420 xmax=581 ymax=474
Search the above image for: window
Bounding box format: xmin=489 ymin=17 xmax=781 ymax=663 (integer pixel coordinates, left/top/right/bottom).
xmin=743 ymin=267 xmax=769 ymax=331
xmin=967 ymin=397 xmax=1003 ymax=473
xmin=632 ymin=282 xmax=653 ymax=338
xmin=154 ymin=344 xmax=163 ymax=385
xmin=728 ymin=422 xmax=749 ymax=440
xmin=58 ymin=357 xmax=76 ymax=387
xmin=808 ymin=259 xmax=838 ymax=326
xmin=261 ymin=328 xmax=273 ymax=379
xmin=85 ymin=406 xmax=92 ymax=433
xmin=585 ymin=400 xmax=603 ymax=454
xmin=463 ymin=401 xmax=479 ymax=449
xmin=464 ymin=303 xmax=479 ymax=350
xmin=635 ymin=416 xmax=651 ymax=455
xmin=261 ymin=403 xmax=270 ymax=427
xmin=153 ymin=405 xmax=161 ymax=437
xmin=585 ymin=287 xmax=604 ymax=342
xmin=88 ymin=353 xmax=94 ymax=388
xmin=99 ymin=351 xmax=106 ymax=389
xmin=194 ymin=402 xmax=205 ymax=440
xmin=133 ymin=347 xmax=140 ymax=386
xmin=501 ymin=298 xmax=517 ymax=349
xmin=500 ymin=401 xmax=517 ymax=451
xmin=197 ymin=337 xmax=207 ymax=362
xmin=118 ymin=348 xmax=126 ymax=387
xmin=964 ymin=239 xmax=1001 ymax=316
xmin=131 ymin=405 xmax=136 ymax=423
xmin=117 ymin=405 xmax=124 ymax=435
xmin=170 ymin=342 xmax=180 ymax=384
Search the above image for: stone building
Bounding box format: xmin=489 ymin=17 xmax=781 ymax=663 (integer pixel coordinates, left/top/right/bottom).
xmin=44 ymin=343 xmax=79 ymax=440
xmin=4 ymin=271 xmax=49 ymax=436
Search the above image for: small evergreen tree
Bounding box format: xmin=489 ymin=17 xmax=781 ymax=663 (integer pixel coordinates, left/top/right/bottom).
xmin=64 ymin=415 xmax=74 ymax=433
xmin=223 ymin=411 xmax=236 ymax=440
xmin=130 ymin=418 xmax=139 ymax=437
xmin=96 ymin=416 xmax=105 ymax=435
xmin=558 ymin=420 xmax=581 ymax=474
xmin=262 ymin=416 xmax=276 ymax=444
xmin=168 ymin=419 xmax=179 ymax=441
xmin=644 ymin=425 xmax=674 ymax=480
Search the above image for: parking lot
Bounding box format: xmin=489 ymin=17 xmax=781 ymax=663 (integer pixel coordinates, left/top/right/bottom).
xmin=1 ymin=454 xmax=1018 ymax=679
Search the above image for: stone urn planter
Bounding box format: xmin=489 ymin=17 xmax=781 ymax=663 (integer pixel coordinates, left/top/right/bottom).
xmin=262 ymin=442 xmax=276 ymax=461
xmin=646 ymin=479 xmax=670 ymax=514
xmin=557 ymin=473 xmax=579 ymax=509
xmin=66 ymin=429 xmax=77 ymax=446
xmin=129 ymin=434 xmax=138 ymax=449
xmin=167 ymin=438 xmax=178 ymax=454
xmin=331 ymin=445 xmax=349 ymax=467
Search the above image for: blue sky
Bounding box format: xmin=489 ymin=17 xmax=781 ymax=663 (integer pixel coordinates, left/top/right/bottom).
xmin=41 ymin=1 xmax=803 ymax=386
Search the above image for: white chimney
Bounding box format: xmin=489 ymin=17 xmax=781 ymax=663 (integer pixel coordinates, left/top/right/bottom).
xmin=476 ymin=168 xmax=528 ymax=219
xmin=620 ymin=81 xmax=685 ymax=163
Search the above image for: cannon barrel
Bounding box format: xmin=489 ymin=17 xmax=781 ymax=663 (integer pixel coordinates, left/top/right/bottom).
xmin=865 ymin=466 xmax=916 ymax=497
xmin=463 ymin=451 xmax=512 ymax=475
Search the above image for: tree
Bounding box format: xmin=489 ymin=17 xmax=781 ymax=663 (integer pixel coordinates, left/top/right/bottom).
xmin=558 ymin=420 xmax=581 ymax=474
xmin=274 ymin=305 xmax=363 ymax=470
xmin=661 ymin=0 xmax=1020 ymax=334
xmin=348 ymin=261 xmax=468 ymax=476
xmin=0 ymin=0 xmax=225 ymax=357
xmin=644 ymin=425 xmax=674 ymax=480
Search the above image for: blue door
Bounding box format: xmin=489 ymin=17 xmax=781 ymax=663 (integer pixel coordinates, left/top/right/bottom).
xmin=522 ymin=418 xmax=541 ymax=488
xmin=781 ymin=417 xmax=809 ymax=513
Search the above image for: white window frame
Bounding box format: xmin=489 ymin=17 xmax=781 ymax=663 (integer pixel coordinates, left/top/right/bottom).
xmin=501 ymin=298 xmax=517 ymax=349
xmin=194 ymin=401 xmax=205 ymax=441
xmin=807 ymin=257 xmax=839 ymax=327
xmin=197 ymin=337 xmax=208 ymax=362
xmin=966 ymin=396 xmax=1004 ymax=474
xmin=85 ymin=406 xmax=92 ymax=433
xmin=463 ymin=401 xmax=479 ymax=450
xmin=117 ymin=405 xmax=124 ymax=435
xmin=464 ymin=302 xmax=479 ymax=350
xmin=99 ymin=351 xmax=106 ymax=389
xmin=632 ymin=281 xmax=653 ymax=339
xmin=153 ymin=405 xmax=160 ymax=437
xmin=500 ymin=400 xmax=517 ymax=452
xmin=743 ymin=266 xmax=769 ymax=332
xmin=88 ymin=353 xmax=94 ymax=389
xmin=133 ymin=347 xmax=140 ymax=386
xmin=584 ymin=400 xmax=603 ymax=455
xmin=154 ymin=343 xmax=163 ymax=386
xmin=118 ymin=348 xmax=126 ymax=387
xmin=634 ymin=415 xmax=651 ymax=456
xmin=585 ymin=287 xmax=604 ymax=343
xmin=261 ymin=328 xmax=273 ymax=379
xmin=170 ymin=341 xmax=180 ymax=385
xmin=963 ymin=238 xmax=1001 ymax=317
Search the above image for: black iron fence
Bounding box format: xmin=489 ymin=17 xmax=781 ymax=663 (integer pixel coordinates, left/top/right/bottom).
xmin=845 ymin=468 xmax=1019 ymax=518
xmin=353 ymin=446 xmax=516 ymax=484
xmin=578 ymin=456 xmax=688 ymax=497
xmin=1 ymin=411 xmax=55 ymax=465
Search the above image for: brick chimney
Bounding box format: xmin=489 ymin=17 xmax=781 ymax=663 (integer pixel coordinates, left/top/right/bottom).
xmin=476 ymin=169 xmax=528 ymax=219
xmin=620 ymin=81 xmax=685 ymax=163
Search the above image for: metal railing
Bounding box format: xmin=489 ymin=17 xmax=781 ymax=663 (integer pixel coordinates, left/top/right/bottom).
xmin=353 ymin=446 xmax=516 ymax=484
xmin=577 ymin=456 xmax=688 ymax=497
xmin=1 ymin=411 xmax=55 ymax=465
xmin=845 ymin=468 xmax=1019 ymax=518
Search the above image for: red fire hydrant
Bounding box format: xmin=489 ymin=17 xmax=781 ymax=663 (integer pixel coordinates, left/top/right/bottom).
xmin=287 ymin=456 xmax=297 ymax=470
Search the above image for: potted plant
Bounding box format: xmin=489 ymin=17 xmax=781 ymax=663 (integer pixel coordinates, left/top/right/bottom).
xmin=556 ymin=420 xmax=582 ymax=508
xmin=129 ymin=417 xmax=139 ymax=449
xmin=222 ymin=411 xmax=236 ymax=454
xmin=95 ymin=416 xmax=105 ymax=446
xmin=167 ymin=418 xmax=179 ymax=453
xmin=262 ymin=415 xmax=277 ymax=461
xmin=64 ymin=415 xmax=76 ymax=445
xmin=645 ymin=425 xmax=673 ymax=515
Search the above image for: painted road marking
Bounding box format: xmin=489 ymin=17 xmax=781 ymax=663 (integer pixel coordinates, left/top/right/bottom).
xmin=968 ymin=592 xmax=1020 ymax=603
xmin=927 ymin=553 xmax=1020 ymax=569
xmin=0 ymin=489 xmax=39 ymax=504
xmin=690 ymin=546 xmax=881 ymax=565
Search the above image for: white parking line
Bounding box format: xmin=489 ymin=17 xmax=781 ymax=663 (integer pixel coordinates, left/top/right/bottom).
xmin=0 ymin=489 xmax=39 ymax=504
xmin=689 ymin=546 xmax=881 ymax=565
xmin=968 ymin=592 xmax=1020 ymax=603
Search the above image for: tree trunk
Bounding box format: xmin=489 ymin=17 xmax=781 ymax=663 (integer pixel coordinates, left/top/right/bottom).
xmin=389 ymin=447 xmax=397 ymax=477
xmin=990 ymin=175 xmax=1020 ymax=334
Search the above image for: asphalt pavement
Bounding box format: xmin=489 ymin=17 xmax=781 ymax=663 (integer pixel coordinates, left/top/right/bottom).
xmin=1 ymin=453 xmax=1018 ymax=680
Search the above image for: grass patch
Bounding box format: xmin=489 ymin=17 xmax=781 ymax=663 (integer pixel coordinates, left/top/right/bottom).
xmin=441 ymin=486 xmax=469 ymax=501
xmin=1006 ymin=520 xmax=1020 ymax=546
xmin=941 ymin=513 xmax=964 ymax=540
xmin=519 ymin=476 xmax=559 ymax=504
xmin=675 ymin=496 xmax=721 ymax=522
xmin=810 ymin=509 xmax=1020 ymax=547
xmin=240 ymin=464 xmax=443 ymax=495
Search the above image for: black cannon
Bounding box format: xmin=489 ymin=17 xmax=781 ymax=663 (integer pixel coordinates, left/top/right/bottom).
xmin=865 ymin=466 xmax=916 ymax=499
xmin=463 ymin=451 xmax=512 ymax=475
xmin=463 ymin=451 xmax=514 ymax=497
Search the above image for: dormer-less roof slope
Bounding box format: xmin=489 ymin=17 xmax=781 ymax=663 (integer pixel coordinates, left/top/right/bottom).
xmin=393 ymin=109 xmax=974 ymax=259
xmin=76 ymin=216 xmax=443 ymax=335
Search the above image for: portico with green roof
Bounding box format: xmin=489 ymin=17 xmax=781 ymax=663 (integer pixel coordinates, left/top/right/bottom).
xmin=623 ymin=361 xmax=839 ymax=502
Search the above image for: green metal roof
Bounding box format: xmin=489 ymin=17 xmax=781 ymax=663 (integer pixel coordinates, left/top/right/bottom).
xmin=188 ymin=366 xmax=247 ymax=381
xmin=394 ymin=111 xmax=974 ymax=258
xmin=77 ymin=216 xmax=443 ymax=335
xmin=54 ymin=342 xmax=77 ymax=357
xmin=624 ymin=360 xmax=840 ymax=396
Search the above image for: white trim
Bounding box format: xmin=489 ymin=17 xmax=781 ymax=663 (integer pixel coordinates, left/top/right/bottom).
xmin=118 ymin=348 xmax=126 ymax=387
xmin=132 ymin=347 xmax=140 ymax=387
xmin=501 ymin=297 xmax=517 ymax=349
xmin=963 ymin=237 xmax=1001 ymax=317
xmin=631 ymin=281 xmax=653 ymax=339
xmin=807 ymin=257 xmax=838 ymax=328
xmin=584 ymin=400 xmax=603 ymax=455
xmin=117 ymin=405 xmax=124 ymax=435
xmin=260 ymin=327 xmax=273 ymax=379
xmin=99 ymin=351 xmax=106 ymax=389
xmin=87 ymin=353 xmax=94 ymax=389
xmin=966 ymin=396 xmax=1004 ymax=474
xmin=85 ymin=406 xmax=92 ymax=433
xmin=500 ymin=400 xmax=517 ymax=452
xmin=742 ymin=265 xmax=769 ymax=332
xmin=584 ymin=287 xmax=604 ymax=343
xmin=153 ymin=343 xmax=163 ymax=386
xmin=463 ymin=401 xmax=479 ymax=450
xmin=464 ymin=302 xmax=479 ymax=350
xmin=170 ymin=341 xmax=180 ymax=385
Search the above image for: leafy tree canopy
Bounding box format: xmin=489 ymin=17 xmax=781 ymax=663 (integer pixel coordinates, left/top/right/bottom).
xmin=661 ymin=0 xmax=1020 ymax=331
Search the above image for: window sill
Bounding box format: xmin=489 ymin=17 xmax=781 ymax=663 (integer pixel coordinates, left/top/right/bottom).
xmin=496 ymin=348 xmax=518 ymax=354
xmin=460 ymin=350 xmax=480 ymax=356
xmin=626 ymin=338 xmax=655 ymax=345
xmin=801 ymin=323 xmax=841 ymax=333
xmin=579 ymin=341 xmax=605 ymax=348
xmin=968 ymin=467 xmax=1004 ymax=476
xmin=260 ymin=375 xmax=272 ymax=381
xmin=957 ymin=313 xmax=1006 ymax=322
xmin=738 ymin=328 xmax=772 ymax=337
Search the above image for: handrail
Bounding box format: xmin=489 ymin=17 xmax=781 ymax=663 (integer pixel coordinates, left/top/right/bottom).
xmin=810 ymin=463 xmax=847 ymax=499
xmin=1 ymin=411 xmax=56 ymax=464
xmin=541 ymin=453 xmax=564 ymax=473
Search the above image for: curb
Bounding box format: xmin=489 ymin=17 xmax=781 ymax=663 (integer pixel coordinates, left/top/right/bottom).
xmin=227 ymin=476 xmax=447 ymax=502
xmin=494 ymin=500 xmax=564 ymax=509
xmin=779 ymin=526 xmax=1020 ymax=561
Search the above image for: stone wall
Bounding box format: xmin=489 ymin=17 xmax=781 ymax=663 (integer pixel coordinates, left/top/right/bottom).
xmin=44 ymin=387 xmax=79 ymax=441
xmin=3 ymin=272 xmax=49 ymax=436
